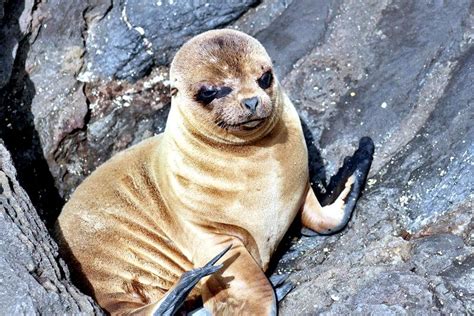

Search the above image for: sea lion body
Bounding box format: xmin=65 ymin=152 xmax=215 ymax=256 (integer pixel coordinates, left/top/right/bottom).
xmin=57 ymin=85 xmax=307 ymax=313
xmin=57 ymin=29 xmax=374 ymax=315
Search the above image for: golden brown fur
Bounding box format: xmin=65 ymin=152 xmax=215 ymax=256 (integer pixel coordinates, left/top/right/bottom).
xmin=56 ymin=29 xmax=351 ymax=315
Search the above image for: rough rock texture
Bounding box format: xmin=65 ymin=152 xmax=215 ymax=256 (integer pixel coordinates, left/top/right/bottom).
xmin=0 ymin=0 xmax=473 ymax=314
xmin=81 ymin=0 xmax=258 ymax=81
xmin=0 ymin=0 xmax=65 ymax=226
xmin=231 ymin=0 xmax=293 ymax=37
xmin=257 ymin=0 xmax=340 ymax=78
xmin=257 ymin=0 xmax=473 ymax=314
xmin=0 ymin=142 xmax=103 ymax=314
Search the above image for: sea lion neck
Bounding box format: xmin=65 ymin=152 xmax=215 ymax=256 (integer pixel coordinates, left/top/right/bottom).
xmin=165 ymin=88 xmax=284 ymax=148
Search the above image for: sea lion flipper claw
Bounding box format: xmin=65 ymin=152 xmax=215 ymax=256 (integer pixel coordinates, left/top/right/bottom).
xmin=269 ymin=273 xmax=290 ymax=288
xmin=270 ymin=273 xmax=294 ymax=302
xmin=301 ymin=137 xmax=374 ymax=235
xmin=275 ymin=281 xmax=294 ymax=302
xmin=152 ymin=246 xmax=231 ymax=316
xmin=204 ymin=244 xmax=232 ymax=268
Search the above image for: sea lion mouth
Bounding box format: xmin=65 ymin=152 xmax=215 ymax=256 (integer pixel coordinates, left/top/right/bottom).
xmin=240 ymin=119 xmax=264 ymax=129
xmin=217 ymin=118 xmax=265 ymax=130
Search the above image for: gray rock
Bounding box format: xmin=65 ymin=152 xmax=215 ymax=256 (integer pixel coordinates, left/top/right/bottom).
xmin=256 ymin=0 xmax=342 ymax=78
xmin=25 ymin=0 xmax=96 ymax=203
xmin=79 ymin=1 xmax=152 ymax=81
xmin=0 ymin=0 xmax=66 ymax=227
xmin=231 ymin=0 xmax=294 ymax=37
xmin=264 ymin=1 xmax=473 ymax=313
xmin=0 ymin=141 xmax=103 ymax=314
xmin=0 ymin=0 xmax=34 ymax=88
xmin=55 ymin=68 xmax=171 ymax=197
xmin=81 ymin=0 xmax=258 ymax=81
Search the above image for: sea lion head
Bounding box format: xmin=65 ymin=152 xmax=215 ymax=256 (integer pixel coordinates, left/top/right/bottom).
xmin=170 ymin=29 xmax=282 ymax=144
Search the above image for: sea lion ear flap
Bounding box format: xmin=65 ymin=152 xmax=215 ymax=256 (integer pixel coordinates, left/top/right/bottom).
xmin=170 ymin=87 xmax=178 ymax=97
xmin=170 ymin=78 xmax=179 ymax=97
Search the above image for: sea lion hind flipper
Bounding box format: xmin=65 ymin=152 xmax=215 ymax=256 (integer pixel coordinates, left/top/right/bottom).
xmin=124 ymin=246 xmax=229 ymax=316
xmin=149 ymin=245 xmax=231 ymax=316
xmin=301 ymin=137 xmax=374 ymax=235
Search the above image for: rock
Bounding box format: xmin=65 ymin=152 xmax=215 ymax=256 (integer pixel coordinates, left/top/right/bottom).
xmin=22 ymin=0 xmax=107 ymax=204
xmin=0 ymin=0 xmax=34 ymax=88
xmin=0 ymin=0 xmax=65 ymax=226
xmin=81 ymin=0 xmax=258 ymax=81
xmin=259 ymin=0 xmax=473 ymax=313
xmin=231 ymin=0 xmax=294 ymax=37
xmin=55 ymin=67 xmax=171 ymax=198
xmin=256 ymin=0 xmax=340 ymax=78
xmin=0 ymin=141 xmax=103 ymax=314
xmin=276 ymin=202 xmax=472 ymax=314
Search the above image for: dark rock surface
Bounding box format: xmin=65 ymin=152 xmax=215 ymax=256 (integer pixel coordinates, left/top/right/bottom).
xmin=0 ymin=142 xmax=103 ymax=314
xmin=0 ymin=0 xmax=33 ymax=88
xmin=231 ymin=0 xmax=293 ymax=37
xmin=256 ymin=0 xmax=473 ymax=314
xmin=0 ymin=0 xmax=472 ymax=314
xmin=82 ymin=0 xmax=258 ymax=81
xmin=256 ymin=0 xmax=340 ymax=78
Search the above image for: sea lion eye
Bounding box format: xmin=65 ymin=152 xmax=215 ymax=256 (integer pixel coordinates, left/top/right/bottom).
xmin=196 ymin=86 xmax=218 ymax=104
xmin=258 ymin=71 xmax=273 ymax=89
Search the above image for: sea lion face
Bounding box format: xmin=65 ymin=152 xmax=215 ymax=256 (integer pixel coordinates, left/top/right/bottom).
xmin=170 ymin=29 xmax=280 ymax=143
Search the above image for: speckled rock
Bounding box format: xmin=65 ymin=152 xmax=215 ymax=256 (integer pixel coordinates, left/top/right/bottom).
xmin=0 ymin=142 xmax=103 ymax=315
xmin=231 ymin=0 xmax=294 ymax=37
xmin=0 ymin=0 xmax=66 ymax=226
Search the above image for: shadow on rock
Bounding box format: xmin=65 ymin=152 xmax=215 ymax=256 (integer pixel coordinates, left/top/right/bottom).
xmin=266 ymin=118 xmax=328 ymax=276
xmin=0 ymin=0 xmax=64 ymax=229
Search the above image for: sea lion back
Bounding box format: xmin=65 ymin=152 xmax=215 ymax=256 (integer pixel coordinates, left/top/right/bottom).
xmin=56 ymin=135 xmax=194 ymax=313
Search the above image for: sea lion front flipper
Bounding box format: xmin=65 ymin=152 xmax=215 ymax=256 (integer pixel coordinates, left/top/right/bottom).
xmin=301 ymin=137 xmax=374 ymax=235
xmin=199 ymin=242 xmax=277 ymax=315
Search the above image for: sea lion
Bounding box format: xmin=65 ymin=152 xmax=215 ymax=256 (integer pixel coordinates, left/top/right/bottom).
xmin=55 ymin=29 xmax=374 ymax=315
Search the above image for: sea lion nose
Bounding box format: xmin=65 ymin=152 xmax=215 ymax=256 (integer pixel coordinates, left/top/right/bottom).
xmin=242 ymin=97 xmax=259 ymax=112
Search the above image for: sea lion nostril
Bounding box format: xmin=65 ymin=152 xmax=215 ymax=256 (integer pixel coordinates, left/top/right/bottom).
xmin=242 ymin=97 xmax=259 ymax=112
